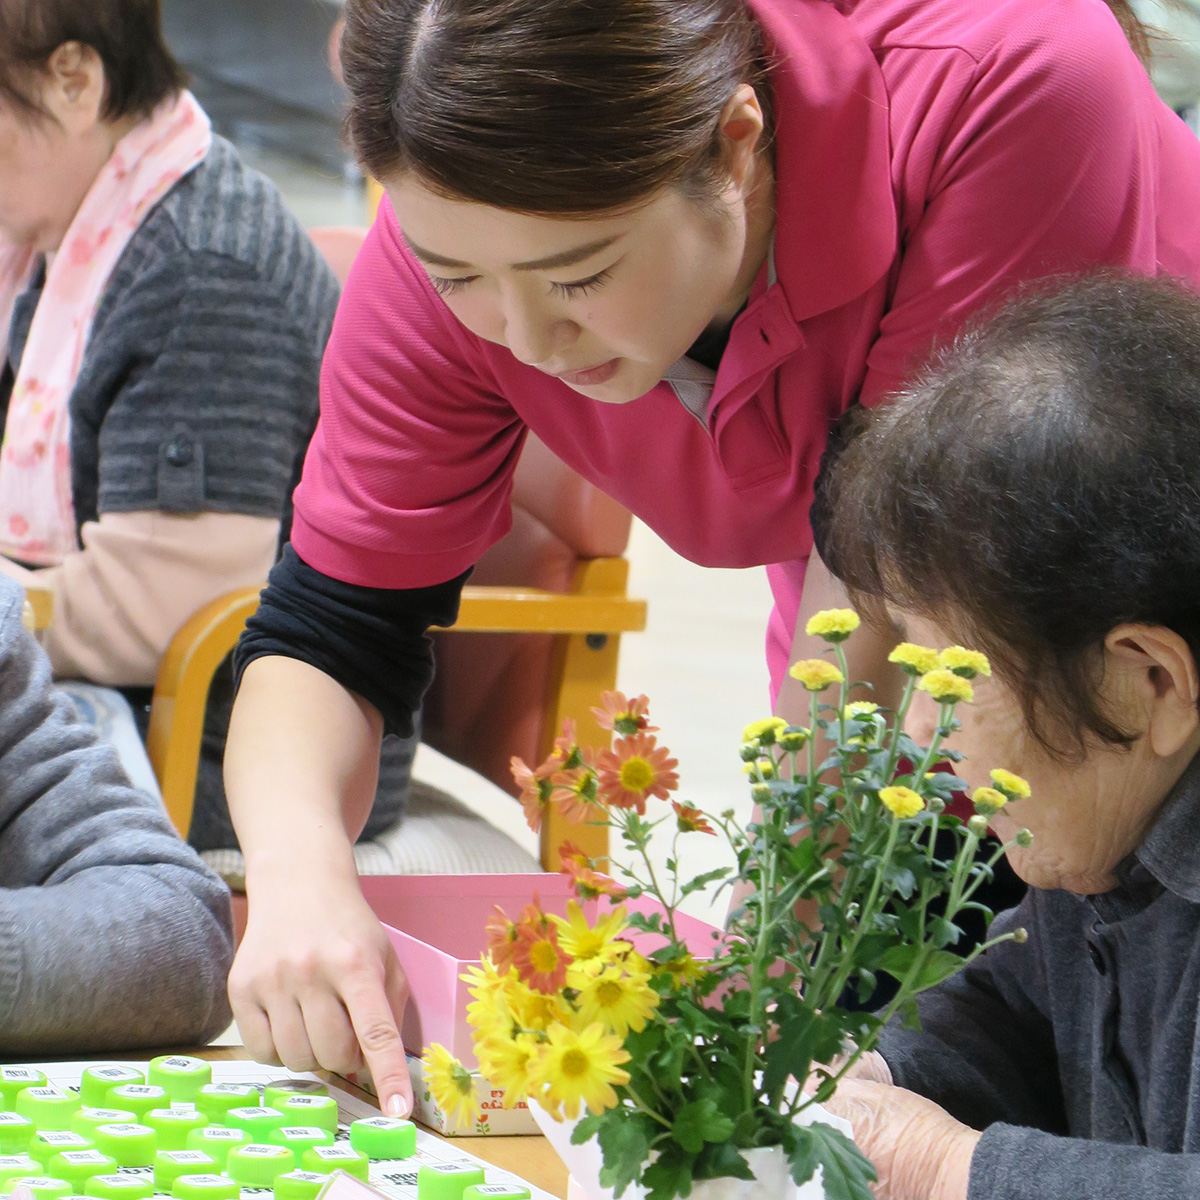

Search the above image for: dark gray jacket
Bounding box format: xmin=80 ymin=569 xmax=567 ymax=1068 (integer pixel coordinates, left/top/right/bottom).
xmin=0 ymin=578 xmax=234 ymax=1052
xmin=880 ymin=752 xmax=1200 ymax=1200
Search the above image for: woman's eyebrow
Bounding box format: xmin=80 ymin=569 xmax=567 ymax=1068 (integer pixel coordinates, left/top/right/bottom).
xmin=403 ymin=233 xmax=622 ymax=272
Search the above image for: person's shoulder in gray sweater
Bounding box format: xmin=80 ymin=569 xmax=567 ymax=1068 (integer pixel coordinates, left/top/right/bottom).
xmin=0 ymin=577 xmax=234 ymax=1053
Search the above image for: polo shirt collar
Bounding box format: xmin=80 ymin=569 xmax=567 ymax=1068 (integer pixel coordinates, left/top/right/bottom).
xmin=1134 ymin=748 xmax=1200 ymax=903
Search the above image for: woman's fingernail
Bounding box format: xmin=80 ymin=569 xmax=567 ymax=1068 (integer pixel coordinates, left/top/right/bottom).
xmin=387 ymin=1094 xmax=409 ymax=1117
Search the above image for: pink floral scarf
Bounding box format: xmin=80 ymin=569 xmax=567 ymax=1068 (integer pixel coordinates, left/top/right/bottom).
xmin=0 ymin=91 xmax=212 ymax=565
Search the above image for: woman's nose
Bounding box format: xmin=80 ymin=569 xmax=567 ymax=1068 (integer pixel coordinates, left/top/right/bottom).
xmin=503 ymin=294 xmax=577 ymax=367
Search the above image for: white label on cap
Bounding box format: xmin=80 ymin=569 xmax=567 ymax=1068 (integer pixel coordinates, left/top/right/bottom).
xmin=233 ymin=1108 xmax=278 ymax=1119
xmin=1 ymin=1069 xmax=40 ymax=1081
xmin=203 ymin=1085 xmax=254 ymax=1095
xmin=311 ymin=1148 xmax=357 ymax=1160
xmin=159 ymin=1058 xmax=200 ymax=1071
xmin=241 ymin=1147 xmax=286 ymax=1158
xmin=279 ymin=1128 xmax=326 ymax=1139
xmin=23 ymin=1087 xmax=64 ymax=1100
xmin=60 ymin=1151 xmax=109 ymax=1165
xmin=431 ymin=1165 xmax=481 ymax=1175
xmin=357 ymin=1118 xmax=405 ymax=1129
xmin=282 ymin=1098 xmax=326 ymax=1107
xmin=199 ymin=1129 xmax=244 ymax=1141
xmin=476 ymin=1189 xmax=526 ymax=1196
xmin=96 ymin=1126 xmax=142 ymax=1136
xmin=82 ymin=1109 xmax=129 ymax=1121
xmin=116 ymin=1087 xmax=159 ymax=1097
xmin=36 ymin=1133 xmax=87 ymax=1147
xmin=93 ymin=1068 xmax=141 ymax=1081
xmin=0 ymin=1115 xmax=29 ymax=1126
xmin=165 ymin=1152 xmax=211 ymax=1164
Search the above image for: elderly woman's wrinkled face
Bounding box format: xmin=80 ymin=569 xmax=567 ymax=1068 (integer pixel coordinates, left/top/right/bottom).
xmin=899 ymin=611 xmax=1200 ymax=895
xmin=0 ymin=47 xmax=130 ymax=252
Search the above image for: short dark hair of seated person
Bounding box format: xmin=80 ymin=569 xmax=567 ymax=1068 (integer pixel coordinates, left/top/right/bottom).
xmin=0 ymin=0 xmax=185 ymax=121
xmin=816 ymin=271 xmax=1200 ymax=1199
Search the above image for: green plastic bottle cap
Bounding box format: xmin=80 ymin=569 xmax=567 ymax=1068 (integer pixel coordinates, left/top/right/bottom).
xmin=299 ymin=1146 xmax=369 ymax=1182
xmin=463 ymin=1186 xmax=532 ymax=1200
xmin=90 ymin=1124 xmax=156 ymax=1169
xmin=30 ymin=1133 xmax=93 ymax=1170
xmin=0 ymin=1156 xmax=37 ymax=1187
xmin=69 ymin=1111 xmax=137 ymax=1141
xmin=269 ymin=1097 xmax=338 ymax=1134
xmin=78 ymin=1069 xmax=145 ymax=1110
xmin=144 ymin=1110 xmax=207 ymax=1152
xmin=152 ymin=1149 xmax=217 ymax=1190
xmin=104 ymin=1089 xmax=166 ymax=1125
xmin=82 ymin=1174 xmax=154 ymax=1200
xmin=0 ymin=1115 xmax=34 ymax=1155
xmin=183 ymin=1128 xmax=249 ymax=1169
xmin=268 ymin=1127 xmax=334 ymax=1157
xmin=262 ymin=1082 xmax=329 ymax=1112
xmin=225 ymin=1143 xmax=295 ymax=1187
xmin=416 ymin=1162 xmax=487 ymax=1200
xmin=46 ymin=1148 xmax=118 ymax=1191
xmin=0 ymin=1070 xmax=48 ymax=1111
xmin=224 ymin=1107 xmax=287 ymax=1141
xmin=170 ymin=1174 xmax=240 ymax=1200
xmin=273 ymin=1170 xmax=328 ymax=1200
xmin=349 ymin=1117 xmax=417 ymax=1161
xmin=15 ymin=1089 xmax=80 ymax=1132
xmin=146 ymin=1060 xmax=211 ymax=1106
xmin=193 ymin=1085 xmax=259 ymax=1125
xmin=4 ymin=1176 xmax=73 ymax=1200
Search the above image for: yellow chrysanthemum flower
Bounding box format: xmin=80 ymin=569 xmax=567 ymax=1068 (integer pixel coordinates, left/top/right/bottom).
xmin=938 ymin=646 xmax=992 ymax=679
xmin=916 ymin=668 xmax=974 ymax=704
xmin=788 ymin=659 xmax=845 ymax=692
xmin=465 ymin=967 xmax=519 ymax=1039
xmin=662 ymin=953 xmax=708 ymax=989
xmin=507 ymin=978 xmax=571 ymax=1032
xmin=972 ymin=786 xmax=1008 ymax=815
xmin=878 ymin=785 xmax=925 ymax=819
xmin=888 ymin=643 xmax=940 ymax=676
xmin=742 ymin=716 xmax=788 ymax=745
xmin=742 ymin=757 xmax=776 ymax=779
xmin=990 ymin=769 xmax=1032 ymax=800
xmin=551 ymin=901 xmax=627 ymax=968
xmin=530 ymin=1022 xmax=631 ymax=1119
xmin=844 ymin=701 xmax=881 ymax=718
xmin=421 ymin=1044 xmax=478 ymax=1130
xmin=574 ymin=965 xmax=660 ymax=1035
xmin=805 ymin=608 xmax=861 ymax=642
xmin=475 ymin=1032 xmax=539 ymax=1108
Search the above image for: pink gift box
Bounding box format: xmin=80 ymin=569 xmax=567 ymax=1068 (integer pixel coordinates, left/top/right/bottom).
xmin=351 ymin=874 xmax=720 ymax=1136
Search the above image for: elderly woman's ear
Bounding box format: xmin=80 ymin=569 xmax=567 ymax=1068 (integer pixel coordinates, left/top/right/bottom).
xmin=1103 ymin=625 xmax=1200 ymax=758
xmin=40 ymin=41 xmax=107 ymax=130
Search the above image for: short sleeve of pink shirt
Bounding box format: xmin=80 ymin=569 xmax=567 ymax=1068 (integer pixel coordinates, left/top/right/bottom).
xmin=292 ymin=0 xmax=1200 ymax=696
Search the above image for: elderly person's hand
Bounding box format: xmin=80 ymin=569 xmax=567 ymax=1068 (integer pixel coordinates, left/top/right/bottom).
xmin=821 ymin=1077 xmax=981 ymax=1200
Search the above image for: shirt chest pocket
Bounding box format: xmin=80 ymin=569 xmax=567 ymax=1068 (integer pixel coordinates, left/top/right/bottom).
xmin=713 ymin=388 xmax=791 ymax=490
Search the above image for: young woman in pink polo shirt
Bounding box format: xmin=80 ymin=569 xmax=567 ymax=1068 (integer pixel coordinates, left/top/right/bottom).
xmin=222 ymin=0 xmax=1200 ymax=1115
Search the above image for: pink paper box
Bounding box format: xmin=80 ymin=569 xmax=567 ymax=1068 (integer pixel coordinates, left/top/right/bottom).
xmin=352 ymin=874 xmax=719 ymax=1136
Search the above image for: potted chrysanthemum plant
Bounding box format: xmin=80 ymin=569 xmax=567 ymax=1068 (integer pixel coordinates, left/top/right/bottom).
xmin=421 ymin=609 xmax=1032 ymax=1200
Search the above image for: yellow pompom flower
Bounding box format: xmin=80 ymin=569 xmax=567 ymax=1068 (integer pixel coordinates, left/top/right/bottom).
xmin=421 ymin=1044 xmax=478 ymax=1129
xmin=551 ymin=901 xmax=628 ymax=969
xmin=844 ymin=701 xmax=881 ymax=718
xmin=991 ymin=769 xmax=1032 ymax=800
xmin=888 ymin=643 xmax=940 ymax=676
xmin=742 ymin=716 xmax=788 ymax=745
xmin=788 ymin=659 xmax=845 ymax=692
xmin=938 ymin=646 xmax=992 ymax=679
xmin=475 ymin=1033 xmax=539 ymax=1108
xmin=805 ymin=608 xmax=861 ymax=643
xmin=742 ymin=757 xmax=776 ymax=779
xmin=972 ymin=786 xmax=1008 ymax=815
xmin=917 ymin=668 xmax=975 ymax=704
xmin=531 ymin=1022 xmax=631 ymax=1119
xmin=574 ymin=964 xmax=660 ymax=1035
xmin=878 ymin=786 xmax=925 ymax=819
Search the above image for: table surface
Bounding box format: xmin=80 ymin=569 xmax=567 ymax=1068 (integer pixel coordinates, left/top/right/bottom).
xmin=19 ymin=1046 xmax=569 ymax=1200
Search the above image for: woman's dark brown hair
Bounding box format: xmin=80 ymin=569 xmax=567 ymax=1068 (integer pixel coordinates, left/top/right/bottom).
xmin=341 ymin=0 xmax=774 ymax=215
xmin=0 ymin=0 xmax=186 ymax=122
xmin=819 ymin=272 xmax=1200 ymax=758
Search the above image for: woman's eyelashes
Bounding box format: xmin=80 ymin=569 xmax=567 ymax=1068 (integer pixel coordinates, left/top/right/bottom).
xmin=429 ymin=266 xmax=615 ymax=299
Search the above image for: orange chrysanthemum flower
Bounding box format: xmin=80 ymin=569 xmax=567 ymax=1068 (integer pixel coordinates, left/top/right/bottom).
xmin=590 ymin=691 xmax=658 ymax=737
xmin=558 ymin=840 xmax=628 ymax=901
xmin=512 ymin=756 xmax=556 ymax=833
xmin=549 ymin=766 xmax=602 ymax=824
xmin=512 ymin=904 xmax=572 ymax=994
xmin=596 ymin=734 xmax=679 ymax=812
xmin=671 ymin=802 xmax=716 ymax=836
xmin=485 ymin=906 xmax=520 ymax=974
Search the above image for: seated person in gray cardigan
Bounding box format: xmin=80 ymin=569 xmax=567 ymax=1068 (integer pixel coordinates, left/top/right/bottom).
xmin=0 ymin=0 xmax=412 ymax=851
xmin=0 ymin=577 xmax=233 ymax=1052
xmin=806 ymin=274 xmax=1200 ymax=1200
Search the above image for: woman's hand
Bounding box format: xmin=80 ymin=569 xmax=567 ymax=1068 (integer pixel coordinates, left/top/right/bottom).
xmin=227 ymin=859 xmax=414 ymax=1116
xmin=821 ymin=1078 xmax=980 ymax=1200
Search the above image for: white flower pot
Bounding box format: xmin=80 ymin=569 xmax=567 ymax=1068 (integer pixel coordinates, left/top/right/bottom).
xmin=529 ymin=1101 xmax=850 ymax=1200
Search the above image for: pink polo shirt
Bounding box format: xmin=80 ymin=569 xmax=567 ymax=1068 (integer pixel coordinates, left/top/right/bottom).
xmin=292 ymin=0 xmax=1200 ymax=700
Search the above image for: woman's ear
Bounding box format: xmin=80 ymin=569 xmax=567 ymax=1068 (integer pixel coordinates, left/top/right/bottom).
xmin=1104 ymin=624 xmax=1200 ymax=757
xmin=39 ymin=42 xmax=107 ymax=133
xmin=716 ymin=83 xmax=766 ymax=193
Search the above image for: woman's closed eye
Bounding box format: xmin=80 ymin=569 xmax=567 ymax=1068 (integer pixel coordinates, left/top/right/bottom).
xmin=549 ymin=267 xmax=613 ymax=299
xmin=429 ymin=273 xmax=478 ymax=297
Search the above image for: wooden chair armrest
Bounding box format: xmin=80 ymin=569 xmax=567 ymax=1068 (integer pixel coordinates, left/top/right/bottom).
xmin=21 ymin=584 xmax=53 ymax=632
xmin=453 ymin=588 xmax=646 ymax=634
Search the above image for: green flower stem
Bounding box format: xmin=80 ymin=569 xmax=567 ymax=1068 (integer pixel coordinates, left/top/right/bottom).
xmin=742 ymin=797 xmax=783 ymax=1110
xmin=882 ymin=675 xmax=919 ymax=782
xmin=911 ymin=701 xmax=953 ymax=791
xmin=621 ymin=1084 xmax=674 ymax=1129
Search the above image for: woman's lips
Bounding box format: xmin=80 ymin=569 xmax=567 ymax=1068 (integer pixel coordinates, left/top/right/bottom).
xmin=555 ymin=359 xmax=620 ymax=387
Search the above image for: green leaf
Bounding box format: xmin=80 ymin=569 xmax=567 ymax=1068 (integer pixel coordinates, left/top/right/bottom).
xmin=680 ymin=867 xmax=733 ymax=899
xmin=596 ymin=1113 xmax=653 ymax=1198
xmin=641 ymin=1148 xmax=695 ymax=1200
xmin=928 ymin=916 xmax=962 ymax=949
xmin=570 ymin=1115 xmax=603 ymax=1145
xmin=762 ymin=1008 xmax=846 ymax=1095
xmin=805 ymin=1121 xmax=877 ymax=1200
xmin=692 ymin=1141 xmax=755 ymax=1182
xmin=671 ymin=1097 xmax=736 ymax=1154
